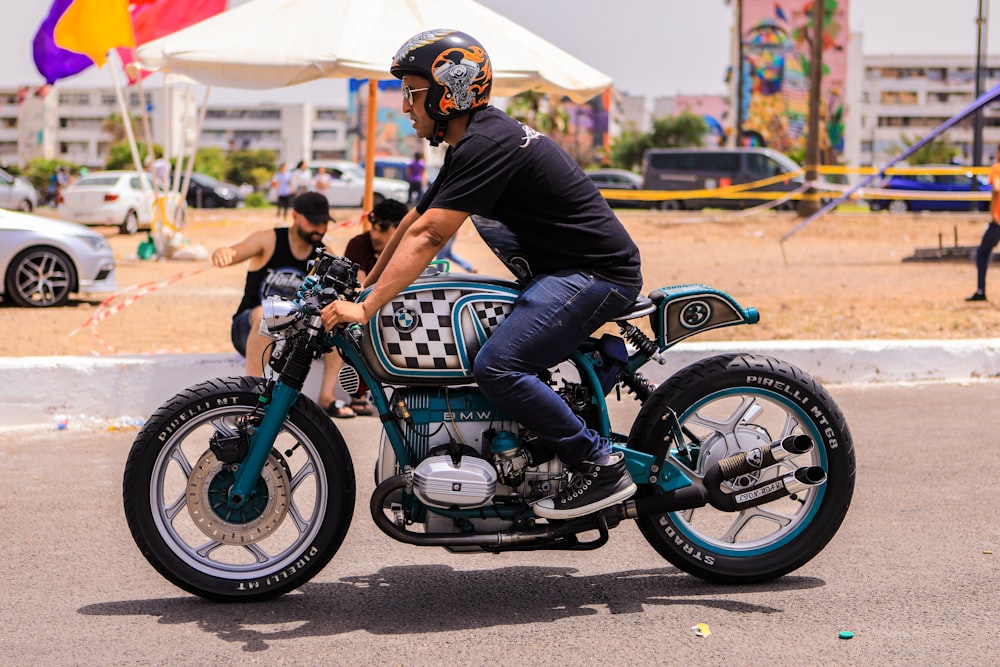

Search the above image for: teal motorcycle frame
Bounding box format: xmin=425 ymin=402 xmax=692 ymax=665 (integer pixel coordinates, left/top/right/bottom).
xmin=123 ymin=248 xmax=855 ymax=601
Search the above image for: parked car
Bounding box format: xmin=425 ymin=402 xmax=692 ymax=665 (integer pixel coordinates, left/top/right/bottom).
xmin=0 ymin=208 xmax=117 ymax=307
xmin=310 ymin=160 xmax=410 ymax=207
xmin=185 ymin=172 xmax=244 ymax=208
xmin=58 ymin=170 xmax=157 ymax=234
xmin=586 ymin=168 xmax=650 ymax=208
xmin=641 ymin=147 xmax=804 ymax=210
xmin=867 ymin=166 xmax=990 ymax=213
xmin=0 ymin=167 xmax=39 ymax=212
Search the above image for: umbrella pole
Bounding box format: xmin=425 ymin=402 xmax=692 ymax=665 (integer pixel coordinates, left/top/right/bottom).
xmin=363 ymin=80 xmax=378 ymax=216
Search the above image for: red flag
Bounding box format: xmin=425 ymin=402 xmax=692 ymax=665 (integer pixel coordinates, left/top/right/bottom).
xmin=120 ymin=0 xmax=228 ymax=83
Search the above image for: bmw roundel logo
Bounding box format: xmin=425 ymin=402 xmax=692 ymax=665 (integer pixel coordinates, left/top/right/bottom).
xmin=393 ymin=307 xmax=420 ymax=333
xmin=679 ymin=300 xmax=712 ymax=329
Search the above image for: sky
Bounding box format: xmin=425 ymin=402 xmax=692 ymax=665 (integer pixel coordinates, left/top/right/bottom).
xmin=3 ymin=0 xmax=999 ymax=105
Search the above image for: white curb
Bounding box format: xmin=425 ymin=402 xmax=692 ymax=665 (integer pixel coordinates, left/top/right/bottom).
xmin=2 ymin=339 xmax=999 ymax=430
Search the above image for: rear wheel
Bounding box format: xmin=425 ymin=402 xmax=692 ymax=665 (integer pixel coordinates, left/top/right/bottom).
xmin=123 ymin=376 xmax=356 ymax=600
xmin=120 ymin=210 xmax=140 ymax=235
xmin=17 ymin=198 xmax=33 ymax=213
xmin=630 ymin=353 xmax=855 ymax=583
xmin=5 ymin=246 xmax=76 ymax=307
xmin=658 ymin=199 xmax=683 ymax=211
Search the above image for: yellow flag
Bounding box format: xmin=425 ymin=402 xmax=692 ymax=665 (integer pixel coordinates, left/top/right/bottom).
xmin=53 ymin=0 xmax=136 ymax=67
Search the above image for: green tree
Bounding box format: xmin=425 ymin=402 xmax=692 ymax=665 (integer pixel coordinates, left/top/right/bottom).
xmin=105 ymin=142 xmax=161 ymax=170
xmin=898 ymin=133 xmax=960 ymax=165
xmin=609 ymin=111 xmax=708 ymax=171
xmin=609 ymin=129 xmax=651 ymax=172
xmin=225 ymin=149 xmax=277 ymax=186
xmin=192 ymin=146 xmax=227 ymax=181
xmin=648 ymin=112 xmax=708 ymax=150
xmin=505 ymin=91 xmax=570 ymax=134
xmin=23 ymin=157 xmax=76 ymax=195
xmin=101 ymin=112 xmax=142 ymax=144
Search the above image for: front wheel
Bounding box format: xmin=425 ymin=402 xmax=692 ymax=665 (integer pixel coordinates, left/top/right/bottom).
xmin=123 ymin=376 xmax=356 ymax=600
xmin=630 ymin=353 xmax=855 ymax=584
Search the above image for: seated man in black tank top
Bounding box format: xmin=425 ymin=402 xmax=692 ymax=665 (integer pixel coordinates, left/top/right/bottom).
xmin=211 ymin=192 xmax=348 ymax=417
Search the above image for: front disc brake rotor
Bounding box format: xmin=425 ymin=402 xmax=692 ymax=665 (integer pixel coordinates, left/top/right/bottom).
xmin=186 ymin=450 xmax=291 ymax=545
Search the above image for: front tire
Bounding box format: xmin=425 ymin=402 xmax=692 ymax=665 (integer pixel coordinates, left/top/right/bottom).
xmin=630 ymin=353 xmax=855 ymax=584
xmin=5 ymin=246 xmax=75 ymax=307
xmin=123 ymin=376 xmax=356 ymax=600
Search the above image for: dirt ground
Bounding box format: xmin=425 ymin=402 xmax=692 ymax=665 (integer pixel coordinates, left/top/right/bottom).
xmin=2 ymin=204 xmax=999 ymax=358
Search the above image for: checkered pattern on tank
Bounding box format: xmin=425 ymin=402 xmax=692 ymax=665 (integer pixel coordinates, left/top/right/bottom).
xmin=370 ymin=285 xmax=516 ymax=380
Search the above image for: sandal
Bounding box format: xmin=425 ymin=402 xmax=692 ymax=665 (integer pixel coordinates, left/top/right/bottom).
xmin=349 ymin=398 xmax=374 ymax=416
xmin=325 ymin=401 xmax=356 ymax=419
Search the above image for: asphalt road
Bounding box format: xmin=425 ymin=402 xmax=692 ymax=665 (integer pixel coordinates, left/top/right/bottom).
xmin=2 ymin=381 xmax=999 ymax=665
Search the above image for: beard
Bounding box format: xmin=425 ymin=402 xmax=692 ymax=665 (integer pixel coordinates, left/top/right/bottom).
xmin=295 ymin=225 xmax=325 ymax=246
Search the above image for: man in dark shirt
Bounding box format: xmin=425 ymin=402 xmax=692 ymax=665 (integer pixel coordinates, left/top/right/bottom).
xmin=212 ymin=192 xmax=344 ymax=415
xmin=320 ymin=30 xmax=642 ymax=519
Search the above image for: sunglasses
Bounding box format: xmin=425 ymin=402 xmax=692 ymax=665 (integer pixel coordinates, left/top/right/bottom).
xmin=402 ymin=85 xmax=429 ymax=106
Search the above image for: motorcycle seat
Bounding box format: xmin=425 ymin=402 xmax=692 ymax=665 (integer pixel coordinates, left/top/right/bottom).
xmin=613 ymin=295 xmax=656 ymax=322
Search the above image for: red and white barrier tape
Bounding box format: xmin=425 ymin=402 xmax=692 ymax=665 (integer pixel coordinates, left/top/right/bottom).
xmin=70 ymin=267 xmax=209 ymax=354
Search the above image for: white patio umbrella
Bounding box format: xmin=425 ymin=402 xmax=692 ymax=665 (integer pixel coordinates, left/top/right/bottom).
xmin=136 ymin=0 xmax=611 ymax=101
xmin=135 ymin=0 xmax=612 ymax=208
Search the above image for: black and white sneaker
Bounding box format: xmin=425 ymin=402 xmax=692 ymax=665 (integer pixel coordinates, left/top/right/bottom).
xmin=533 ymin=452 xmax=636 ymax=519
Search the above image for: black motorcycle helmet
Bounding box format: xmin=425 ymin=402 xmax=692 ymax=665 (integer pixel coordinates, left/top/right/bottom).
xmin=390 ymin=29 xmax=493 ymax=146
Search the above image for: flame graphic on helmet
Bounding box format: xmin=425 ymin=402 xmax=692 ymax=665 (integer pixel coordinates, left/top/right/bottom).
xmin=432 ymin=46 xmax=492 ymax=115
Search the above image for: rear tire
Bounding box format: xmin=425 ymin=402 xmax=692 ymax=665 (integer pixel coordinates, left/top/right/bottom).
xmin=120 ymin=210 xmax=139 ymax=235
xmin=630 ymin=353 xmax=855 ymax=583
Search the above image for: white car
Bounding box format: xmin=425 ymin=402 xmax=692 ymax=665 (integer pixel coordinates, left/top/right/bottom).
xmin=0 ymin=167 xmax=39 ymax=212
xmin=0 ymin=209 xmax=117 ymax=307
xmin=59 ymin=170 xmax=165 ymax=235
xmin=310 ymin=160 xmax=410 ymax=207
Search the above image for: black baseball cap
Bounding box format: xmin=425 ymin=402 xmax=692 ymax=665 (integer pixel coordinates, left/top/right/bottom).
xmin=293 ymin=191 xmax=334 ymax=224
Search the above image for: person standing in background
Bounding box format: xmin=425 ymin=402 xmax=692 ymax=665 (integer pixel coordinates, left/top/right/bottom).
xmin=271 ymin=163 xmax=292 ymax=220
xmin=967 ymin=145 xmax=1000 ymax=301
xmin=406 ymin=151 xmax=425 ymax=204
xmin=291 ymin=160 xmax=312 ymax=198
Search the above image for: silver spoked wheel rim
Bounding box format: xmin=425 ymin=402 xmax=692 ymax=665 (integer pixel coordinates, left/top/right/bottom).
xmin=672 ymin=389 xmax=826 ymax=554
xmin=149 ymin=405 xmax=328 ymax=580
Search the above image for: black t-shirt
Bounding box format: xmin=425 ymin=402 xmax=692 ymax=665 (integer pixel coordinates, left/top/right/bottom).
xmin=417 ymin=106 xmax=642 ymax=288
xmin=233 ymin=227 xmax=311 ymax=317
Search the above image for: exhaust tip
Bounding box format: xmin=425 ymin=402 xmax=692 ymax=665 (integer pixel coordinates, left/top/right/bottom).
xmin=782 ymin=434 xmax=815 ymax=455
xmin=794 ymin=465 xmax=827 ymax=486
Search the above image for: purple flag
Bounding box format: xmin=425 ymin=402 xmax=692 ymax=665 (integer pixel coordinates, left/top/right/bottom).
xmin=33 ymin=0 xmax=94 ymax=84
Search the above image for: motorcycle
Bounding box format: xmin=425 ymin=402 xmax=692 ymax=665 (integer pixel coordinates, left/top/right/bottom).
xmin=123 ymin=248 xmax=855 ymax=601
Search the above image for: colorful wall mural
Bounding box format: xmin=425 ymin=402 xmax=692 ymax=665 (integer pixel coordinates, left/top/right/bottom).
xmin=739 ymin=0 xmax=848 ymax=162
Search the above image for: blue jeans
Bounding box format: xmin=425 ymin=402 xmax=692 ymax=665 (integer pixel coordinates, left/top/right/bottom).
xmin=975 ymin=220 xmax=1000 ymax=292
xmin=473 ymin=271 xmax=639 ymax=467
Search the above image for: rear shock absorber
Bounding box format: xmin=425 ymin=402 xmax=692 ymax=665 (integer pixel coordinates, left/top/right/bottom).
xmin=619 ymin=322 xmax=660 ymax=359
xmin=617 ymin=322 xmax=661 ymax=402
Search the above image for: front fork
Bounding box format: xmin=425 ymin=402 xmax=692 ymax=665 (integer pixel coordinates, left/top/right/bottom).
xmin=227 ymin=318 xmax=324 ymax=508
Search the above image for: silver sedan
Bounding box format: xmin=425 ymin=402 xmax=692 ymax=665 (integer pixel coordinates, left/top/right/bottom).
xmin=0 ymin=209 xmax=117 ymax=307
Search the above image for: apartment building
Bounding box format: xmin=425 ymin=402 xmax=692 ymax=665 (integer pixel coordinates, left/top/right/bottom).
xmin=860 ymin=54 xmax=1000 ymax=166
xmin=0 ymin=84 xmax=351 ymax=169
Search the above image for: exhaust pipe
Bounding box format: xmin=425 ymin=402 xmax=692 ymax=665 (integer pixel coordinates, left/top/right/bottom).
xmin=624 ymin=435 xmax=824 ymax=518
xmin=369 ymin=475 xmax=623 ymax=549
xmin=716 ymin=434 xmax=814 ymax=482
